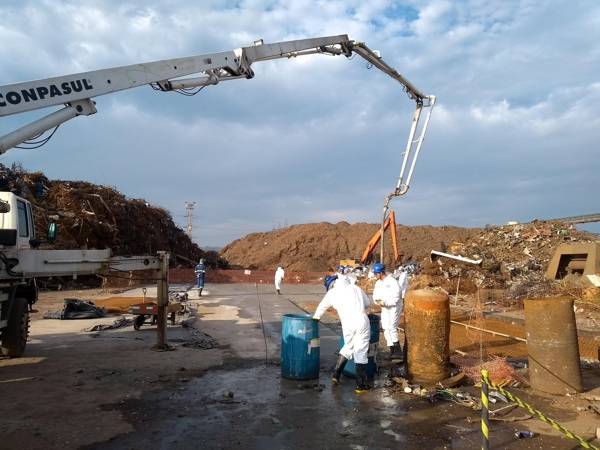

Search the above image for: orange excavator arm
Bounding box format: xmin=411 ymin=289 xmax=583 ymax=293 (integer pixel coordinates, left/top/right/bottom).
xmin=360 ymin=210 xmax=399 ymax=264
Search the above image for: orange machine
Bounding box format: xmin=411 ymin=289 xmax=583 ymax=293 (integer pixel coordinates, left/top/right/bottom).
xmin=360 ymin=210 xmax=399 ymax=264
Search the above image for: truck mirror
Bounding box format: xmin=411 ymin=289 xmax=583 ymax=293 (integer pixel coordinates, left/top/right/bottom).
xmin=47 ymin=222 xmax=57 ymax=242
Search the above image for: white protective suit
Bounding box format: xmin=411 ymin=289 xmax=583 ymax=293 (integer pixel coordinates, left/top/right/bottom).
xmin=274 ymin=267 xmax=285 ymax=290
xmin=373 ymin=274 xmax=403 ymax=347
xmin=396 ymin=270 xmax=409 ymax=299
xmin=313 ymin=280 xmax=372 ymax=364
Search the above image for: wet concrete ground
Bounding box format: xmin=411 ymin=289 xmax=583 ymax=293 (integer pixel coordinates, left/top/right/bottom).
xmin=1 ymin=283 xmax=598 ymax=449
xmin=89 ymin=284 xmax=591 ymax=450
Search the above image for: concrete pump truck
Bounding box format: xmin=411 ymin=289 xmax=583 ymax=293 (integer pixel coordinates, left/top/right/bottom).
xmin=0 ymin=35 xmax=435 ymax=356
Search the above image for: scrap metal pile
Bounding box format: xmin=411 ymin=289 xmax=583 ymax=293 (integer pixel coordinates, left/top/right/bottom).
xmin=417 ymin=221 xmax=596 ymax=300
xmin=0 ymin=163 xmax=225 ymax=267
xmin=222 ymin=219 xmax=597 ymax=302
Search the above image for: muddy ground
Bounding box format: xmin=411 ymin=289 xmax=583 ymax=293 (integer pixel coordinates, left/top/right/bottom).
xmin=0 ymin=283 xmax=599 ymax=450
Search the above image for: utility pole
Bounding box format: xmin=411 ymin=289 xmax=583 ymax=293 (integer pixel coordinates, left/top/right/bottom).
xmin=153 ymin=251 xmax=171 ymax=351
xmin=184 ymin=201 xmax=196 ymax=240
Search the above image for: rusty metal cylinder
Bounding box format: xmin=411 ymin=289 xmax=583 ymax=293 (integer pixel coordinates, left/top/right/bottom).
xmin=405 ymin=289 xmax=450 ymax=385
xmin=524 ymin=297 xmax=582 ymax=394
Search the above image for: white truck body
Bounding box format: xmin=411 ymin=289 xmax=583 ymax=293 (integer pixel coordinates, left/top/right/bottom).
xmin=0 ymin=191 xmax=159 ymax=356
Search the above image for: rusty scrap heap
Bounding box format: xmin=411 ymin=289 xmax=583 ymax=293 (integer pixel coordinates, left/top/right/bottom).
xmin=421 ymin=221 xmax=596 ymax=299
xmin=0 ymin=163 xmax=226 ymax=268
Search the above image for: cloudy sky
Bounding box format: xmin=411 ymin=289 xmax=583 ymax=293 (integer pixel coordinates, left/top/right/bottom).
xmin=0 ymin=0 xmax=598 ymax=247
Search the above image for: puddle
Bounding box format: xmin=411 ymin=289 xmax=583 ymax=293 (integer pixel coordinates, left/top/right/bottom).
xmin=156 ymin=365 xmax=423 ymax=449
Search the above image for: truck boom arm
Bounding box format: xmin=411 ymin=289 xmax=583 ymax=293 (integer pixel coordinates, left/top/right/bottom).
xmin=360 ymin=210 xmax=399 ymax=264
xmin=0 ymin=35 xmax=434 ymax=154
xmin=0 ymin=249 xmax=160 ymax=279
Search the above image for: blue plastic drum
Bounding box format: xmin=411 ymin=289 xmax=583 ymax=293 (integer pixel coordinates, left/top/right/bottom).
xmin=340 ymin=313 xmax=380 ymax=379
xmin=281 ymin=313 xmax=320 ymax=380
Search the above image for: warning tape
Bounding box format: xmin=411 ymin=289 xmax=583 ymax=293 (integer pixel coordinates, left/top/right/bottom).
xmin=481 ymin=370 xmax=490 ymax=450
xmin=481 ymin=369 xmax=599 ymax=450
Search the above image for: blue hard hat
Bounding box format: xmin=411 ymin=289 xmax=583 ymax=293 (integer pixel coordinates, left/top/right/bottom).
xmin=324 ymin=275 xmax=338 ymax=291
xmin=372 ymin=262 xmax=385 ymax=274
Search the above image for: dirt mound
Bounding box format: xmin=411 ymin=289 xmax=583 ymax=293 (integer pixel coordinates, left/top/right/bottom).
xmin=221 ymin=219 xmax=597 ymax=297
xmin=220 ymin=221 xmax=480 ymax=272
xmin=0 ymin=163 xmax=226 ymax=268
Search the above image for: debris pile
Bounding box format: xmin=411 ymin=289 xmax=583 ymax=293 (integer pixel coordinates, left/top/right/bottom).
xmin=454 ymin=355 xmax=525 ymax=386
xmin=221 ymin=221 xmax=479 ymax=271
xmin=0 ymin=163 xmax=226 ymax=268
xmin=420 ymin=221 xmax=596 ymax=300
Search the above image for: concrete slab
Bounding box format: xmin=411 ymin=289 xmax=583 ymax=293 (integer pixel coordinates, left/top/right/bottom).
xmin=0 ymin=283 xmax=595 ymax=450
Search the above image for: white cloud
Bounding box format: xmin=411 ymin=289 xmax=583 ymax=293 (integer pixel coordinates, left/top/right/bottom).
xmin=0 ymin=0 xmax=599 ymax=245
xmin=411 ymin=0 xmax=452 ymax=36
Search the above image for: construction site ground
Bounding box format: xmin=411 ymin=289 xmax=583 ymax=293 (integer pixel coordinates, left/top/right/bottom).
xmin=1 ymin=283 xmax=599 ymax=450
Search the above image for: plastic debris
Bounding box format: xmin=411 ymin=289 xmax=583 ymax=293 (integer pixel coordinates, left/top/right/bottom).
xmin=489 ymin=391 xmax=508 ymax=403
xmin=514 ymin=431 xmax=535 ymax=439
xmin=84 ymin=317 xmax=131 ymax=332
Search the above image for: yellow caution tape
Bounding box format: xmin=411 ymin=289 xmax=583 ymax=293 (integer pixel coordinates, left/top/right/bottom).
xmin=481 ymin=370 xmax=599 ymax=450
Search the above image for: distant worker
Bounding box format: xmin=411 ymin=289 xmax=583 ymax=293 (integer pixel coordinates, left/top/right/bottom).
xmin=372 ymin=262 xmax=403 ymax=360
xmin=194 ymin=258 xmax=206 ymax=296
xmin=344 ymin=267 xmax=358 ymax=285
xmin=313 ymin=278 xmax=373 ymax=394
xmin=275 ymin=266 xmax=285 ymax=295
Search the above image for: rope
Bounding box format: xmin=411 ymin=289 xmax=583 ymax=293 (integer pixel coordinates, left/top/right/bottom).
xmin=481 ymin=370 xmax=599 ymax=450
xmin=255 ymin=283 xmax=269 ymax=365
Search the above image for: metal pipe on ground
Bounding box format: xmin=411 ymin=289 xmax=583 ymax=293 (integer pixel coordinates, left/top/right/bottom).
xmin=405 ymin=289 xmax=451 ymax=385
xmin=524 ymin=297 xmax=583 ymax=394
xmin=450 ymin=320 xmax=527 ymax=343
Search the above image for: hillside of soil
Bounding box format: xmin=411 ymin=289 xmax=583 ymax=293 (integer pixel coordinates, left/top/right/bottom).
xmin=221 ymin=222 xmax=598 ymax=281
xmin=0 ymin=163 xmax=226 ymax=268
xmin=220 ymin=221 xmax=480 ymax=271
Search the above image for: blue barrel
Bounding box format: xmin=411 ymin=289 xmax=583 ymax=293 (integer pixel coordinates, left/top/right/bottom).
xmin=281 ymin=314 xmax=320 ymax=380
xmin=340 ymin=313 xmax=380 ymax=379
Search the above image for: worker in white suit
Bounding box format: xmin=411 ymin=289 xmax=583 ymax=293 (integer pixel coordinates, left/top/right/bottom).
xmin=313 ymin=278 xmax=373 ymax=394
xmin=395 ymin=267 xmax=409 ymax=300
xmin=372 ymin=262 xmax=403 ymax=360
xmin=274 ymin=266 xmax=285 ymax=295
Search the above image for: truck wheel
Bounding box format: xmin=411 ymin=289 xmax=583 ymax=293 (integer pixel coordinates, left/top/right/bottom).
xmin=1 ymin=297 xmax=29 ymax=357
xmin=133 ymin=315 xmax=145 ymax=331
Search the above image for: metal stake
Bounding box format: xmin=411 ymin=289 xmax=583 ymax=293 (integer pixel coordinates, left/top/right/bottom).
xmin=153 ymin=251 xmax=171 ymax=351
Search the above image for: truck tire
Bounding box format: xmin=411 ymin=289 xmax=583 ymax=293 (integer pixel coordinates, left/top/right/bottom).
xmin=1 ymin=297 xmax=30 ymax=357
xmin=133 ymin=315 xmax=145 ymax=331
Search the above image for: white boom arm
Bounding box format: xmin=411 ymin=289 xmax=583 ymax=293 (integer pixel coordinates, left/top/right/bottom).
xmin=0 ymin=249 xmax=160 ymax=279
xmin=0 ymin=35 xmax=433 ymax=151
xmin=0 ymin=35 xmax=435 ymax=263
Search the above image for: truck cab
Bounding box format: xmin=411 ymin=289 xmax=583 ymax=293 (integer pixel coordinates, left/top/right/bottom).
xmin=0 ymin=192 xmax=36 ymax=250
xmin=0 ymin=192 xmax=39 ymax=357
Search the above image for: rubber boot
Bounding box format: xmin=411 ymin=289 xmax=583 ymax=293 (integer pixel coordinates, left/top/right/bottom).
xmin=276 ymin=289 xmax=281 ymax=295
xmin=199 ymin=288 xmax=203 ymax=297
xmin=331 ymin=354 xmax=348 ymax=384
xmin=386 ymin=346 xmax=395 ymax=360
xmin=354 ymin=363 xmax=371 ymax=394
xmin=390 ymin=342 xmax=403 ymax=361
